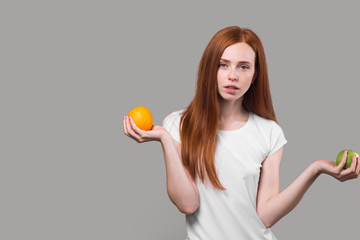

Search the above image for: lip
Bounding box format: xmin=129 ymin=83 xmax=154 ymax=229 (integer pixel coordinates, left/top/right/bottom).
xmin=224 ymin=85 xmax=239 ymax=94
xmin=224 ymin=84 xmax=239 ymax=89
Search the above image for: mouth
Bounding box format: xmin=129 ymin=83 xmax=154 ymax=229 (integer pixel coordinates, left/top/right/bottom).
xmin=224 ymin=85 xmax=239 ymax=90
xmin=223 ymin=85 xmax=239 ymax=94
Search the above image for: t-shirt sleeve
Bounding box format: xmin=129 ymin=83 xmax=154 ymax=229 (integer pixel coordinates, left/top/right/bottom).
xmin=162 ymin=111 xmax=182 ymax=144
xmin=268 ymin=121 xmax=287 ymax=156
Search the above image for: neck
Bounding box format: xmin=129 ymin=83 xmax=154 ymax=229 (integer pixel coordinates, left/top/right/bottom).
xmin=219 ymin=98 xmax=248 ymax=122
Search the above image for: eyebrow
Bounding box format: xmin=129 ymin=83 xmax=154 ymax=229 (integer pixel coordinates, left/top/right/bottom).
xmin=220 ymin=58 xmax=252 ymax=65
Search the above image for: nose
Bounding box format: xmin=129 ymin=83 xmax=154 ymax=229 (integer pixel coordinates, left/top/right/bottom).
xmin=228 ymin=68 xmax=238 ymax=81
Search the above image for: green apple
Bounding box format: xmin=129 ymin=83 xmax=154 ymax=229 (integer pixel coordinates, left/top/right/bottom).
xmin=336 ymin=149 xmax=359 ymax=169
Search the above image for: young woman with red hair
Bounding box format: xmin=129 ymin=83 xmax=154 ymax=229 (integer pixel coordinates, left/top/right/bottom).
xmin=123 ymin=26 xmax=359 ymax=239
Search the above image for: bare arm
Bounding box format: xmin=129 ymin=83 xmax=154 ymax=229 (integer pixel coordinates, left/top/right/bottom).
xmin=160 ymin=133 xmax=199 ymax=214
xmin=256 ymin=149 xmax=360 ymax=228
xmin=123 ymin=116 xmax=199 ymax=214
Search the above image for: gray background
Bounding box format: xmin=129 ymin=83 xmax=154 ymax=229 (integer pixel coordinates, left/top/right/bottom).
xmin=1 ymin=0 xmax=360 ymax=239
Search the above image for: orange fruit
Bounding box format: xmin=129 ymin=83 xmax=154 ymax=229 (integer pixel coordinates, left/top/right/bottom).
xmin=128 ymin=106 xmax=153 ymax=131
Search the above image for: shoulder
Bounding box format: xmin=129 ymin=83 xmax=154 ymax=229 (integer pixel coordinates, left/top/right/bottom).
xmin=162 ymin=109 xmax=185 ymax=144
xmin=251 ymin=112 xmax=278 ymax=130
xmin=251 ymin=112 xmax=285 ymax=138
xmin=162 ymin=109 xmax=184 ymax=125
xmin=251 ymin=112 xmax=287 ymax=157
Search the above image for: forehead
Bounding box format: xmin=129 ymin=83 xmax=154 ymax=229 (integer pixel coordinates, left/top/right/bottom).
xmin=221 ymin=42 xmax=255 ymax=63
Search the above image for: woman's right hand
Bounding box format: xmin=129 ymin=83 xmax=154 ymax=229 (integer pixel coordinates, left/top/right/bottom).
xmin=124 ymin=115 xmax=199 ymax=214
xmin=123 ymin=115 xmax=168 ymax=143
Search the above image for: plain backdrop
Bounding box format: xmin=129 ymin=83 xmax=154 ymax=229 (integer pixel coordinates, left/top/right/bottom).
xmin=1 ymin=1 xmax=360 ymax=239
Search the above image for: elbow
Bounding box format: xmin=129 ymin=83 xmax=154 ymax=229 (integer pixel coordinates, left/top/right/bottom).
xmin=168 ymin=189 xmax=200 ymax=215
xmin=257 ymin=211 xmax=275 ymax=228
xmin=167 ymin=186 xmax=200 ymax=215
xmin=263 ymin=220 xmax=274 ymax=229
xmin=179 ymin=202 xmax=199 ymax=215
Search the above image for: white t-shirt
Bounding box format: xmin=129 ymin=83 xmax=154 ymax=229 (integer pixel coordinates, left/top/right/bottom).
xmin=162 ymin=110 xmax=287 ymax=240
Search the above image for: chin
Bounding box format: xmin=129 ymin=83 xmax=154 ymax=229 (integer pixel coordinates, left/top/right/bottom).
xmin=219 ymin=93 xmax=242 ymax=102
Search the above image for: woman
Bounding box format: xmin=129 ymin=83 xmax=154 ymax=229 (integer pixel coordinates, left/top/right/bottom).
xmin=123 ymin=26 xmax=359 ymax=239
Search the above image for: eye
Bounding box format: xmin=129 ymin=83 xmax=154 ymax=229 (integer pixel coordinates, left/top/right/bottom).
xmin=219 ymin=63 xmax=227 ymax=68
xmin=238 ymin=65 xmax=250 ymax=70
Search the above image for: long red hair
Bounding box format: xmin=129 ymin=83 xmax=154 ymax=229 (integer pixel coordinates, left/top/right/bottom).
xmin=180 ymin=26 xmax=277 ymax=190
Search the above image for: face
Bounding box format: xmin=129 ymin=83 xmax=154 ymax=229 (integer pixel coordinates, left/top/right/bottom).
xmin=217 ymin=42 xmax=256 ymax=104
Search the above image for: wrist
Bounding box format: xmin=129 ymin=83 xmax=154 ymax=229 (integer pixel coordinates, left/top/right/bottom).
xmin=311 ymin=160 xmax=323 ymax=176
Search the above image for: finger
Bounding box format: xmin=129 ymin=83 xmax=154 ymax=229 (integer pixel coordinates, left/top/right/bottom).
xmin=340 ymin=155 xmax=358 ymax=179
xmin=124 ymin=116 xmax=132 ymax=136
xmin=337 ymin=150 xmax=348 ymax=170
xmin=356 ymin=157 xmax=360 ymax=177
xmin=353 ymin=157 xmax=360 ymax=178
xmin=129 ymin=116 xmax=146 ymax=136
xmin=123 ymin=116 xmax=129 ymax=135
xmin=125 ymin=116 xmax=143 ymax=142
xmin=343 ymin=152 xmax=357 ymax=172
xmin=348 ymin=153 xmax=357 ymax=172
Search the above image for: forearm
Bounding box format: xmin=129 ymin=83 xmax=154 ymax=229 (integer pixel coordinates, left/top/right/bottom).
xmin=258 ymin=162 xmax=320 ymax=228
xmin=160 ymin=133 xmax=199 ymax=215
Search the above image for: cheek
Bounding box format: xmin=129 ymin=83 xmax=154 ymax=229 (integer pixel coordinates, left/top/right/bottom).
xmin=217 ymin=70 xmax=223 ymax=79
xmin=217 ymin=71 xmax=224 ymax=85
xmin=238 ymin=73 xmax=254 ymax=92
xmin=245 ymin=71 xmax=255 ymax=83
xmin=238 ymin=71 xmax=253 ymax=80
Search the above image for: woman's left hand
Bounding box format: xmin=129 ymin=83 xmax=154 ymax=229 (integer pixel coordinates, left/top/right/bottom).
xmin=315 ymin=151 xmax=360 ymax=182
